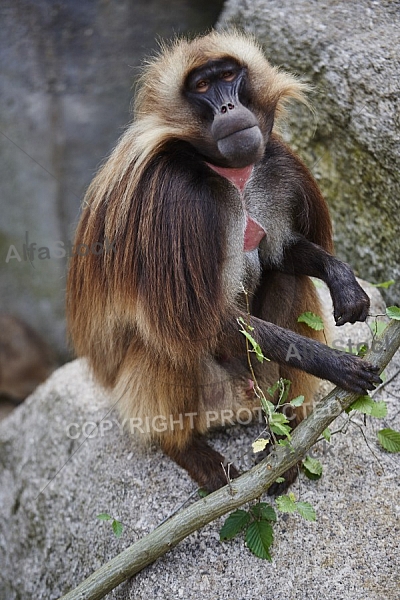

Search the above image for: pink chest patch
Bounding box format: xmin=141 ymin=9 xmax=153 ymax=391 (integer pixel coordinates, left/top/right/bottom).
xmin=206 ymin=163 xmax=254 ymax=193
xmin=244 ymin=215 xmax=266 ymax=252
xmin=206 ymin=162 xmax=266 ymax=252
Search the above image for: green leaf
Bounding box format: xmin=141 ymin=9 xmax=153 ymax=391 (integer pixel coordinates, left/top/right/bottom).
xmin=198 ymin=488 xmax=209 ymax=498
xmin=97 ymin=513 xmax=112 ymax=521
xmin=220 ymin=509 xmax=251 ymax=541
xmin=297 ymin=311 xmax=324 ymax=331
xmin=322 ymin=428 xmax=331 ymax=442
xmin=260 ymin=396 xmax=275 ymax=414
xmin=275 ymin=477 xmax=285 ymax=484
xmin=270 ymin=422 xmax=292 ymax=439
xmin=277 ymin=439 xmax=293 ymax=450
xmin=267 ymin=380 xmax=281 ymax=396
xmin=290 ymin=395 xmax=305 ymax=407
xmin=266 ymin=379 xmax=292 ymax=405
xmin=302 ymin=456 xmax=323 ymax=480
xmin=377 ymin=429 xmax=400 ymax=453
xmin=112 ymin=520 xmax=123 ymax=538
xmin=346 ymin=395 xmax=369 ymax=413
xmin=369 ymin=320 xmax=387 ymax=336
xmin=296 ymin=501 xmax=316 ymax=522
xmin=368 ymin=402 xmax=387 ymax=418
xmin=239 ymin=327 xmax=267 ymax=362
xmin=348 ymin=396 xmax=387 ymax=418
xmin=238 ymin=316 xmax=254 ymax=331
xmin=372 ymin=280 xmax=395 ymax=289
xmin=269 ymin=412 xmax=289 ymax=424
xmin=276 ymin=495 xmax=297 ymax=513
xmin=386 ymin=306 xmax=400 ymax=320
xmin=245 ymin=520 xmax=274 ymax=561
xmin=277 ymin=379 xmax=292 ymax=405
xmin=357 ymin=344 xmax=368 ymax=357
xmin=250 ymin=503 xmax=277 ymax=522
xmin=303 ymin=456 xmax=323 ymax=476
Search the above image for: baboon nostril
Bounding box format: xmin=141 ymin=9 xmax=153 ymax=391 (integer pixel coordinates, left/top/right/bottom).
xmin=221 ymin=103 xmax=235 ymax=114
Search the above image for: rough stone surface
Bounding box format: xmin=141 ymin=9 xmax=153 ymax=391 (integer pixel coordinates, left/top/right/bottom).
xmin=219 ymin=0 xmax=400 ymax=305
xmin=0 ymin=0 xmax=223 ymax=358
xmin=1 ymin=283 xmax=399 ymax=600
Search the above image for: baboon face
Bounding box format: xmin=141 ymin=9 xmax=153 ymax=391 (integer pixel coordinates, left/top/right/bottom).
xmin=184 ymin=58 xmax=265 ymax=168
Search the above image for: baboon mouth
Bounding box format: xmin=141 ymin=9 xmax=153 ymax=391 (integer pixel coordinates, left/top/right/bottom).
xmin=216 ymin=124 xmax=259 ymax=142
xmin=216 ymin=126 xmax=264 ymax=167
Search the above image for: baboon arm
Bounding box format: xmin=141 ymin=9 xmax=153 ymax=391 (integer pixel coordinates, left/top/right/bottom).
xmin=222 ymin=315 xmax=381 ymax=394
xmin=276 ymin=235 xmax=370 ymax=325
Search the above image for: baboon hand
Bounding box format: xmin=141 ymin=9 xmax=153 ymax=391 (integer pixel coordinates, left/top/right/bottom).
xmin=332 ymin=280 xmax=370 ymax=326
xmin=327 ymin=351 xmax=381 ymax=394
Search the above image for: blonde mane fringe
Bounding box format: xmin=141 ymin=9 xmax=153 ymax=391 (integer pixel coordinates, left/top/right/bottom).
xmin=82 ymin=29 xmax=311 ymax=236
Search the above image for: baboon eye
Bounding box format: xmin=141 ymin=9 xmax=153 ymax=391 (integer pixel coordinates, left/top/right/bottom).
xmin=221 ymin=71 xmax=235 ymax=81
xmin=196 ymin=79 xmax=210 ymax=92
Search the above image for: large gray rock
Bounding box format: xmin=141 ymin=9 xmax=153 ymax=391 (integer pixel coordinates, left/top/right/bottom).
xmin=220 ymin=0 xmax=400 ymax=305
xmin=1 ymin=283 xmax=399 ymax=599
xmin=0 ymin=0 xmax=223 ymax=358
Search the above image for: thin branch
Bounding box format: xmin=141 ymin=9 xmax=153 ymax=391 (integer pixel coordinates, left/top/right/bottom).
xmin=156 ymin=489 xmax=200 ymax=528
xmin=370 ymin=367 xmax=400 ymax=397
xmin=349 ymin=417 xmax=386 ymax=473
xmin=58 ymin=320 xmax=400 ymax=600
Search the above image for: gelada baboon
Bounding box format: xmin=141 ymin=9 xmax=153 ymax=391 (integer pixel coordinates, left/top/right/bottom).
xmin=67 ymin=30 xmax=380 ymax=492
